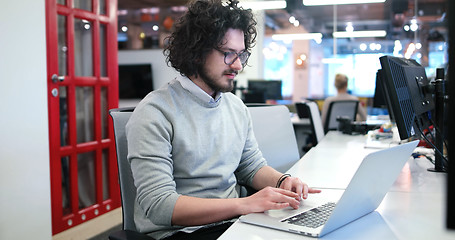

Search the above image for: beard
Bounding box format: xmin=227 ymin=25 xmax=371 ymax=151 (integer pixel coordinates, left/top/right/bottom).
xmin=198 ymin=65 xmax=237 ymax=93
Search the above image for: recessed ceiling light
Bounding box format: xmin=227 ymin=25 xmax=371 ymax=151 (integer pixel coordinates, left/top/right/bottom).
xmin=302 ymin=0 xmax=385 ymax=6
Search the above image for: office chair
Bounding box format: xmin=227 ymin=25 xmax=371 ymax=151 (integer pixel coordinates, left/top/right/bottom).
xmin=108 ymin=105 xmax=297 ymax=237
xmin=324 ymin=100 xmax=359 ymax=134
xmin=295 ymin=101 xmax=324 ymax=151
xmin=247 ymin=105 xmax=300 ymax=173
xmin=109 ymin=107 xmax=155 ymax=240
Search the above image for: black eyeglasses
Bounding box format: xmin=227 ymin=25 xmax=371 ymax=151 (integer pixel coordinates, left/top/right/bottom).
xmin=215 ymin=48 xmax=251 ymax=66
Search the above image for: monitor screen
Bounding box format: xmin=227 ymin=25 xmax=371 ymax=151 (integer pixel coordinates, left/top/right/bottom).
xmin=372 ymin=70 xmax=388 ymax=109
xmin=247 ymin=80 xmax=283 ymax=101
xmin=118 ymin=64 xmax=153 ymax=99
xmin=373 ymin=70 xmax=394 ymax=120
xmin=379 ymin=55 xmax=434 ymax=140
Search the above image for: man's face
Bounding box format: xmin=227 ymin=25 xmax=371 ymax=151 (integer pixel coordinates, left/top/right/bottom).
xmin=194 ymin=28 xmax=245 ymax=96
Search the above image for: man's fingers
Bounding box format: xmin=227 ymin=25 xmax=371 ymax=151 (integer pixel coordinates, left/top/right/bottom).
xmin=302 ymin=184 xmax=309 ymax=199
xmin=309 ymin=188 xmax=322 ymax=194
xmin=271 ymin=188 xmax=300 ymax=209
xmin=273 ymin=187 xmax=299 ymax=198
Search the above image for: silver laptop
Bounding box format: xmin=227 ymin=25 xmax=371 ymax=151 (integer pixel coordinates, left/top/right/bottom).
xmin=239 ymin=140 xmax=419 ymax=237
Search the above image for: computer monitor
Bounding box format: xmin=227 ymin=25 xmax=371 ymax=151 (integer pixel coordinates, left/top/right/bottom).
xmin=118 ymin=64 xmax=154 ymax=99
xmin=373 ymin=69 xmax=394 ymax=119
xmin=378 ymin=55 xmax=434 ymax=140
xmin=373 ymin=70 xmax=389 ymax=109
xmin=247 ymin=80 xmax=283 ymax=101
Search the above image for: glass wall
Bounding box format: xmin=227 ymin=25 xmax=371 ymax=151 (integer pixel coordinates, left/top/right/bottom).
xmin=262 ymin=37 xmax=448 ymax=100
xmin=263 ymin=38 xmax=293 ymax=98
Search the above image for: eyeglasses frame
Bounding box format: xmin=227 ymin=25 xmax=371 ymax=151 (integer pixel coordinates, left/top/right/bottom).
xmin=215 ymin=48 xmax=251 ymax=66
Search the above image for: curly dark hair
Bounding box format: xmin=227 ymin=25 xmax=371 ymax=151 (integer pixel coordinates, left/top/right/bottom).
xmin=164 ymin=0 xmax=257 ymax=77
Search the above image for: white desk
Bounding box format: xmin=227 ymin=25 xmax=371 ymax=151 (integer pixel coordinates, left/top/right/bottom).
xmin=219 ymin=131 xmax=454 ymax=240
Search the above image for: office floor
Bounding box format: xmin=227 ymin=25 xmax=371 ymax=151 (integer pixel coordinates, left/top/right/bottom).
xmin=52 ymin=207 xmax=122 ymax=240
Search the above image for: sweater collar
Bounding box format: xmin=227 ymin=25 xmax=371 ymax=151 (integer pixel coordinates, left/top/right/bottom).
xmin=177 ymin=75 xmax=222 ymax=104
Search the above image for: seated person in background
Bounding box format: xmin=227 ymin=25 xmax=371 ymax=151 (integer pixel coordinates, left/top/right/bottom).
xmin=125 ymin=1 xmax=320 ymax=240
xmin=321 ymin=73 xmax=367 ymax=126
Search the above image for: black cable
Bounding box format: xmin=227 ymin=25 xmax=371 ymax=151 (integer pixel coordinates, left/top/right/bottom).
xmin=415 ymin=121 xmax=449 ymax=170
xmin=427 ymin=114 xmax=449 ymax=148
xmin=425 ymin=126 xmax=449 ymax=166
xmin=412 ymin=152 xmax=435 ymax=165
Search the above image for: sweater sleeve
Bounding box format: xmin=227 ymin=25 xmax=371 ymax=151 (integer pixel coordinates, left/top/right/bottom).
xmin=126 ymin=102 xmax=179 ymax=226
xmin=235 ymin=107 xmax=267 ymax=187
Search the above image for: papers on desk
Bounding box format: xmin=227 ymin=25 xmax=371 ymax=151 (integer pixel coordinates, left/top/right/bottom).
xmin=364 ymin=128 xmax=400 ymax=149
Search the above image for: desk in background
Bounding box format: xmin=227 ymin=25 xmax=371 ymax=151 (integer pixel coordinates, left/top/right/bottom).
xmin=219 ymin=131 xmax=454 ymax=240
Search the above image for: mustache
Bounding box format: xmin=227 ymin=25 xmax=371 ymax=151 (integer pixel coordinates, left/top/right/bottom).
xmin=223 ymin=70 xmax=238 ymax=75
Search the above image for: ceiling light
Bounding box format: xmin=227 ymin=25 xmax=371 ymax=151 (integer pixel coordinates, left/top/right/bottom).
xmin=345 ymin=22 xmax=354 ymax=32
xmin=369 ymin=43 xmax=376 ymax=50
xmin=293 ymin=20 xmax=300 ymax=27
xmin=410 ymin=22 xmax=418 ymax=31
xmin=333 ymin=30 xmax=386 ymax=38
xmin=405 ymin=43 xmax=416 ymax=59
xmin=117 ymin=10 xmax=128 ymax=16
xmin=393 ymin=40 xmax=403 ymax=56
xmin=171 ymin=6 xmax=187 ymax=12
xmin=140 ymin=7 xmax=159 ymax=14
xmin=289 ymin=16 xmax=296 ymax=24
xmin=302 ymin=0 xmax=385 ymax=6
xmin=238 ymin=1 xmax=286 ymax=10
xmin=271 ymin=33 xmax=323 ymax=41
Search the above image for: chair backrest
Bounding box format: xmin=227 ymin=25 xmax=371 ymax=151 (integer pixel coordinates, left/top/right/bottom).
xmin=295 ymin=101 xmax=324 ymax=145
xmin=247 ymin=105 xmax=300 ymax=173
xmin=324 ymin=100 xmax=359 ymax=133
xmin=109 ymin=107 xmax=136 ymax=231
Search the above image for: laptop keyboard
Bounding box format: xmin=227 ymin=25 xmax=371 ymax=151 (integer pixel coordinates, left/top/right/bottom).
xmin=281 ymin=202 xmax=336 ymax=228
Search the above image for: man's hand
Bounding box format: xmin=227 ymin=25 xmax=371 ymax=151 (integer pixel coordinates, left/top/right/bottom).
xmin=249 ymin=166 xmax=322 ymax=213
xmin=241 ymin=186 xmax=301 ymax=213
xmin=279 ymin=176 xmax=321 ymax=201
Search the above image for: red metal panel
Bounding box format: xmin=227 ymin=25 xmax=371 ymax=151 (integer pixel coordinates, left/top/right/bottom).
xmin=106 ymin=0 xmax=120 ymax=204
xmin=47 ymin=0 xmax=120 ymax=235
xmin=46 ymin=0 xmax=64 ymax=233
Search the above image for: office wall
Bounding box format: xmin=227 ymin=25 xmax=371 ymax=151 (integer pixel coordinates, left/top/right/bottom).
xmin=0 ymin=1 xmax=52 ymax=239
xmin=292 ymin=39 xmax=310 ymax=102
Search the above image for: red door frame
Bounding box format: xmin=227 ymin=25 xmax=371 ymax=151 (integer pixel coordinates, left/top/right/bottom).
xmin=46 ymin=0 xmax=120 ymax=234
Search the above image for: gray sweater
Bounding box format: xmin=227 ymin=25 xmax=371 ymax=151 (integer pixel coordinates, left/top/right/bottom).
xmin=126 ymin=76 xmax=266 ymax=239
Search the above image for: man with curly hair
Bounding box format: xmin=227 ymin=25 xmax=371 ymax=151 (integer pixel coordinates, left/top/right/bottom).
xmin=126 ymin=1 xmax=320 ymax=239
